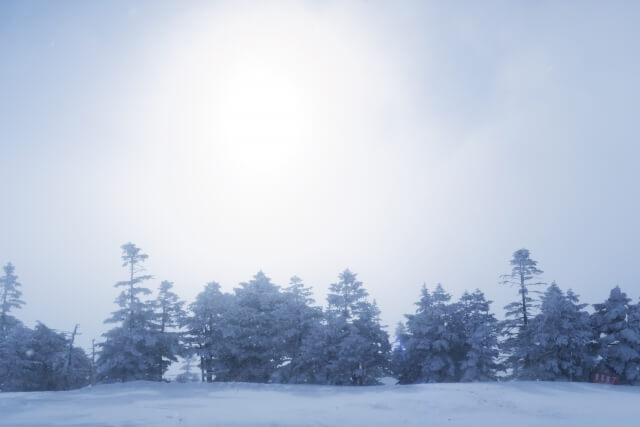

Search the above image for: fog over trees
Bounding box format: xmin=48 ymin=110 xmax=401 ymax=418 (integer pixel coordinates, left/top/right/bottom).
xmin=1 ymin=244 xmax=639 ymax=391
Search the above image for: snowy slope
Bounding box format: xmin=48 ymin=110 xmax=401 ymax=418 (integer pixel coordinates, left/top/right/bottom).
xmin=1 ymin=381 xmax=638 ymax=426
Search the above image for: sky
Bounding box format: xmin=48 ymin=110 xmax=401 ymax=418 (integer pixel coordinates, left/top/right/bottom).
xmin=1 ymin=0 xmax=640 ymax=353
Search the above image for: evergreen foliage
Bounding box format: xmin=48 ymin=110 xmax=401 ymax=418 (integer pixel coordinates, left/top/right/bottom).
xmin=457 ymin=290 xmax=500 ymax=381
xmin=98 ymin=243 xmax=157 ymax=382
xmin=151 ymin=280 xmax=187 ymax=381
xmin=501 ymin=248 xmax=544 ymax=377
xmin=319 ymin=270 xmax=390 ymax=385
xmin=0 ymin=263 xmax=24 ymax=338
xmin=524 ymin=283 xmax=594 ymax=381
xmin=3 ymin=245 xmax=640 ymax=390
xmin=398 ymin=284 xmax=462 ymax=383
xmin=591 ymin=286 xmax=640 ymax=384
xmin=186 ymin=281 xmax=232 ymax=382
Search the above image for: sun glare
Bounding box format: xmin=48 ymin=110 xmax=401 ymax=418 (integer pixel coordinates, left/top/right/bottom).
xmin=141 ymin=4 xmax=391 ymax=225
xmin=147 ymin=22 xmax=323 ymax=197
xmin=212 ymin=51 xmax=313 ymax=175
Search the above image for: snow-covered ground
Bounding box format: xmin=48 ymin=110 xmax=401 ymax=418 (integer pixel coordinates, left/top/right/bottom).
xmin=1 ymin=381 xmax=638 ymax=426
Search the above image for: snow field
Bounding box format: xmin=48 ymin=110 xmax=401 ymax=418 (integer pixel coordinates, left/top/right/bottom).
xmin=1 ymin=381 xmax=639 ymax=426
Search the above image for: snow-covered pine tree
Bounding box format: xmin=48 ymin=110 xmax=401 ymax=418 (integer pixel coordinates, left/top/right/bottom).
xmin=273 ymin=276 xmax=324 ymax=384
xmin=349 ymin=299 xmax=390 ymax=385
xmin=0 ymin=262 xmax=24 ymax=338
xmin=402 ymin=284 xmax=461 ymax=383
xmin=501 ymin=249 xmax=544 ymax=328
xmin=0 ymin=323 xmax=32 ymax=391
xmin=591 ymin=286 xmax=640 ymax=384
xmin=98 ymin=242 xmax=156 ymax=382
xmin=525 ymin=283 xmax=594 ymax=381
xmin=326 ymin=269 xmax=369 ymax=319
xmin=221 ymin=271 xmax=294 ymax=382
xmin=500 ymin=248 xmax=544 ymax=377
xmin=628 ymin=300 xmax=640 ymax=384
xmin=26 ymin=323 xmax=91 ymax=391
xmin=0 ymin=263 xmax=34 ymax=392
xmin=457 ymin=289 xmax=500 ymax=382
xmin=151 ymin=280 xmax=186 ymax=381
xmin=391 ymin=322 xmax=418 ymax=384
xmin=322 ymin=269 xmax=390 ymax=385
xmin=185 ymin=281 xmax=232 ymax=382
xmin=0 ymin=322 xmax=90 ymax=391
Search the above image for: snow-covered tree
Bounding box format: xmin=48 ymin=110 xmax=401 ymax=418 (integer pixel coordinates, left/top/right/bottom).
xmin=457 ymin=290 xmax=500 ymax=382
xmin=185 ymin=281 xmax=232 ymax=382
xmin=272 ymin=276 xmax=323 ymax=384
xmin=26 ymin=323 xmax=91 ymax=391
xmin=220 ymin=271 xmax=293 ymax=382
xmin=401 ymin=284 xmax=461 ymax=383
xmin=0 ymin=323 xmax=90 ymax=391
xmin=98 ymin=242 xmax=156 ymax=382
xmin=280 ymin=310 xmax=331 ymax=385
xmin=500 ymin=248 xmax=544 ymax=377
xmin=627 ymin=300 xmax=640 ymax=383
xmin=501 ymin=249 xmax=544 ymax=328
xmin=187 ymin=272 xmax=304 ymax=383
xmin=524 ymin=283 xmax=594 ymax=381
xmin=349 ymin=299 xmax=390 ymax=385
xmin=327 ymin=269 xmax=369 ymax=319
xmin=321 ymin=269 xmax=390 ymax=385
xmin=591 ymin=286 xmax=640 ymax=384
xmin=0 ymin=262 xmax=24 ymax=338
xmin=0 ymin=323 xmax=33 ymax=391
xmin=396 ymin=287 xmax=499 ymax=383
xmin=391 ymin=322 xmax=417 ymax=384
xmin=113 ymin=242 xmax=154 ymax=332
xmin=150 ymin=280 xmax=186 ymax=381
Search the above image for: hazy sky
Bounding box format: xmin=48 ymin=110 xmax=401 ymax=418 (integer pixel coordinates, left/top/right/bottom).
xmin=1 ymin=1 xmax=639 ymax=352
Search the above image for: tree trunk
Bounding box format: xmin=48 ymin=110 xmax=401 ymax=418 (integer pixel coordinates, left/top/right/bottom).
xmin=520 ymin=267 xmax=528 ymax=326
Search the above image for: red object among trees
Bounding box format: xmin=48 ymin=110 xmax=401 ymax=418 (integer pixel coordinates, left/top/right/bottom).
xmin=592 ymin=372 xmax=619 ymax=384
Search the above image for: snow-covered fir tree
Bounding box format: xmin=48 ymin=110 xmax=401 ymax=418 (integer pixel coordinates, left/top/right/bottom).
xmin=500 ymin=248 xmax=544 ymax=377
xmin=217 ymin=271 xmax=293 ymax=382
xmin=348 ymin=298 xmax=390 ymax=385
xmin=280 ymin=308 xmax=330 ymax=385
xmin=151 ymin=280 xmax=186 ymax=381
xmin=0 ymin=262 xmax=24 ymax=338
xmin=0 ymin=323 xmax=32 ymax=391
xmin=524 ymin=283 xmax=594 ymax=381
xmin=321 ymin=269 xmax=390 ymax=385
xmin=98 ymin=243 xmax=156 ymax=382
xmin=25 ymin=323 xmax=91 ymax=391
xmin=391 ymin=322 xmax=417 ymax=384
xmin=627 ymin=300 xmax=640 ymax=382
xmin=185 ymin=281 xmax=232 ymax=382
xmin=501 ymin=248 xmax=544 ymax=328
xmin=591 ymin=286 xmax=640 ymax=384
xmin=457 ymin=289 xmax=500 ymax=381
xmin=272 ymin=276 xmax=323 ymax=384
xmin=1 ymin=322 xmax=90 ymax=392
xmin=400 ymin=284 xmax=462 ymax=383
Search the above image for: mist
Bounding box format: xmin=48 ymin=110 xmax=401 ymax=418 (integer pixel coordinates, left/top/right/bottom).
xmin=1 ymin=0 xmax=639 ymax=355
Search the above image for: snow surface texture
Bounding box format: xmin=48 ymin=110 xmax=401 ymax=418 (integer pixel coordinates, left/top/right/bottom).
xmin=1 ymin=381 xmax=638 ymax=426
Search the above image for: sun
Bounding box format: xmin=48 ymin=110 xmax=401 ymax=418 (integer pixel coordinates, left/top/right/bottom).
xmin=211 ymin=49 xmax=313 ymax=176
xmin=139 ymin=2 xmax=390 ymax=219
xmin=145 ymin=20 xmax=321 ymax=194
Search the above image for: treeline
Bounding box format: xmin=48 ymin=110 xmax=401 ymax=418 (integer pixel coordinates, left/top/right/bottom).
xmin=0 ymin=263 xmax=91 ymax=391
xmin=1 ymin=245 xmax=639 ymax=392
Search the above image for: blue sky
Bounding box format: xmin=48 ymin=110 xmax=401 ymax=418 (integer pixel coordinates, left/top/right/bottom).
xmin=1 ymin=0 xmax=639 ymax=350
